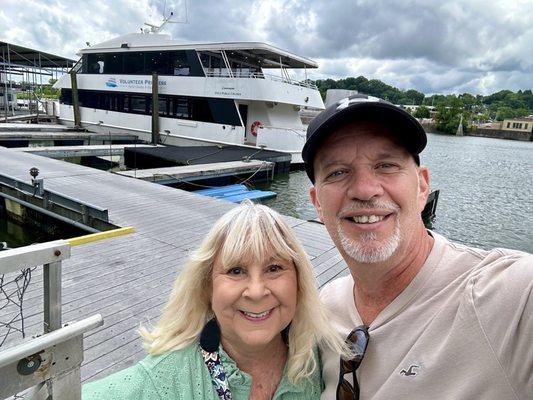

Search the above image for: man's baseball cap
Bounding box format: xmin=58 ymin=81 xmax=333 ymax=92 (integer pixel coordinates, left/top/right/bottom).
xmin=302 ymin=94 xmax=427 ymax=182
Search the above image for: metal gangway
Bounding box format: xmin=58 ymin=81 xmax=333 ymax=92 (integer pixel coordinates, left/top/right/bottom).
xmin=0 ymin=227 xmax=133 ymax=399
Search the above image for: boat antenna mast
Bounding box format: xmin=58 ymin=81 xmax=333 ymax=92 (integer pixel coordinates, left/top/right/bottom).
xmin=142 ymin=0 xmax=188 ymax=34
xmin=142 ymin=11 xmax=178 ymax=34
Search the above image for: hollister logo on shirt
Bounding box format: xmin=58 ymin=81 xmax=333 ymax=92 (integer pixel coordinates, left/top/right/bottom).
xmin=399 ymin=364 xmax=420 ymax=377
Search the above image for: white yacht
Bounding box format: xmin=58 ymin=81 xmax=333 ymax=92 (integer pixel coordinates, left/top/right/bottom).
xmin=53 ymin=31 xmax=324 ymax=163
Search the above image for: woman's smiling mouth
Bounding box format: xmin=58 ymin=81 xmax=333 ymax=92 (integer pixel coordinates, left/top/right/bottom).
xmin=239 ymin=308 xmax=274 ymax=321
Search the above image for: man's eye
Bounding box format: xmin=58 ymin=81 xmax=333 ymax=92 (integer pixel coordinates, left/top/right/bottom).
xmin=327 ymin=169 xmax=346 ymax=179
xmin=377 ymin=163 xmax=400 ymax=171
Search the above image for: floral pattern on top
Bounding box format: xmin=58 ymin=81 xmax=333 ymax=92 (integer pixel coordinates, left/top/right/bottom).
xmin=201 ymin=349 xmax=233 ymax=400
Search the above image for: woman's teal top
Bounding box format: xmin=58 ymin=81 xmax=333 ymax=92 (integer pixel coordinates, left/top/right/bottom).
xmin=82 ymin=343 xmax=322 ymax=399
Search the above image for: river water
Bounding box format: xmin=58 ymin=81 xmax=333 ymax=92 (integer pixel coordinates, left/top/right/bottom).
xmin=2 ymin=134 xmax=531 ymax=253
xmin=260 ymin=133 xmax=533 ymax=254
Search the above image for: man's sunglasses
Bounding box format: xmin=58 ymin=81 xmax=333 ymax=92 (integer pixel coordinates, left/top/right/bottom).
xmin=336 ymin=325 xmax=369 ymax=400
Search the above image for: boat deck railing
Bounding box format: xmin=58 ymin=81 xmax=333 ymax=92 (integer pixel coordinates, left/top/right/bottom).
xmin=260 ymin=124 xmax=307 ymax=138
xmin=204 ymin=70 xmax=318 ymax=89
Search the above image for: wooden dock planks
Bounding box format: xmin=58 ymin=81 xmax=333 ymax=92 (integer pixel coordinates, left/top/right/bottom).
xmin=0 ymin=146 xmax=349 ymax=383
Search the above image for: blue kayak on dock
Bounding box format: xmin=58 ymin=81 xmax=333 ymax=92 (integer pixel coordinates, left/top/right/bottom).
xmin=194 ymin=184 xmax=276 ymax=203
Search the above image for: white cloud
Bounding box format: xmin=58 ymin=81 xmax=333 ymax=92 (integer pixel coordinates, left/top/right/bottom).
xmin=1 ymin=0 xmax=531 ymax=94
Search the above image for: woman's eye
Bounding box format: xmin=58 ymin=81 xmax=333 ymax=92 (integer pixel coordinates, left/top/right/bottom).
xmin=267 ymin=264 xmax=283 ymax=273
xmin=227 ymin=267 xmax=243 ymax=275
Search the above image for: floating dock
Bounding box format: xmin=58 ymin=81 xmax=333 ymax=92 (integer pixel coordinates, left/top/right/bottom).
xmin=117 ymin=160 xmax=274 ymax=184
xmin=0 ymin=131 xmax=138 ymax=147
xmin=0 ymin=123 xmax=74 ymax=132
xmin=12 ymin=144 xmax=160 ymax=158
xmin=124 ymin=145 xmax=292 ymax=174
xmin=1 ymin=113 xmax=58 ymax=123
xmin=0 ymin=146 xmax=347 ymax=384
xmin=0 ymin=123 xmax=138 ymax=147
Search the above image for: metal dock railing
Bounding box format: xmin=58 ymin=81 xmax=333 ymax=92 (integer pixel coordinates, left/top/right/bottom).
xmin=0 ymin=227 xmax=133 ymax=399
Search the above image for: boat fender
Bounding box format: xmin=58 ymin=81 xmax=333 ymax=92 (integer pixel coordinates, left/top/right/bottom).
xmin=251 ymin=121 xmax=263 ymax=137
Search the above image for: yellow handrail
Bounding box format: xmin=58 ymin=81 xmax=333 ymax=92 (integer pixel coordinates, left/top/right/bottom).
xmin=67 ymin=226 xmax=135 ymax=246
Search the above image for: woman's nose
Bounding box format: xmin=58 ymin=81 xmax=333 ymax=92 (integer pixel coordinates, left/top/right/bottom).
xmin=243 ymin=275 xmax=270 ymax=299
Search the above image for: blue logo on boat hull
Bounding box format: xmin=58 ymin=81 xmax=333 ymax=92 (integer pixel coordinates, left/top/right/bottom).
xmin=105 ymin=78 xmax=117 ymax=88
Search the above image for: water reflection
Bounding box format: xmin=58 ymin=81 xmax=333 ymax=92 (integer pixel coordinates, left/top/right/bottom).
xmin=0 ymin=213 xmax=87 ymax=249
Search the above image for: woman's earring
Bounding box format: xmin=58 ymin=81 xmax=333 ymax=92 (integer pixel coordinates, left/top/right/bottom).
xmin=282 ymin=323 xmax=291 ymax=345
xmin=200 ymin=318 xmax=220 ymax=352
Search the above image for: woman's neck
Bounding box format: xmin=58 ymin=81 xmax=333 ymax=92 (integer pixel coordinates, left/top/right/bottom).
xmin=222 ymin=336 xmax=288 ymax=400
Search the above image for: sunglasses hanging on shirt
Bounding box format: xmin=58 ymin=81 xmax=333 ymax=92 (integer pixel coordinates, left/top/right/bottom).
xmin=336 ymin=325 xmax=369 ymax=400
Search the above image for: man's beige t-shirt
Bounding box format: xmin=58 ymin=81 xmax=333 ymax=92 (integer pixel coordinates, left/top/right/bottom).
xmin=320 ymin=232 xmax=532 ymax=400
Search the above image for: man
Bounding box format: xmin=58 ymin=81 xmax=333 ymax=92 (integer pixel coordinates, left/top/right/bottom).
xmin=302 ymin=94 xmax=532 ymax=400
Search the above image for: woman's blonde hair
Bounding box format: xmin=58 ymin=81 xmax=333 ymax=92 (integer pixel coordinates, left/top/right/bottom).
xmin=141 ymin=200 xmax=348 ymax=383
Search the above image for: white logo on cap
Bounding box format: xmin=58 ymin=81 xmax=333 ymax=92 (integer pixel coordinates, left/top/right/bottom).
xmin=337 ymin=96 xmax=381 ymax=111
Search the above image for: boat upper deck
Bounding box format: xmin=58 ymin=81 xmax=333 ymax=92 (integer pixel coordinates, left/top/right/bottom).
xmin=57 ymin=33 xmax=321 ymax=94
xmin=0 ymin=146 xmax=349 ymax=383
xmin=82 ymin=33 xmax=318 ymax=69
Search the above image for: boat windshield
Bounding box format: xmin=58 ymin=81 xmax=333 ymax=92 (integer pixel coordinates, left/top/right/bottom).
xmin=198 ymin=50 xmax=263 ymax=78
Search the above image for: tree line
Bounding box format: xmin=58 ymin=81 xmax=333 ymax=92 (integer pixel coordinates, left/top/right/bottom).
xmin=313 ymin=76 xmax=533 ymax=134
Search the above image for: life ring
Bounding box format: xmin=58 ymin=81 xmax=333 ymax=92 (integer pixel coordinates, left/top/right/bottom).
xmin=251 ymin=121 xmax=263 ymax=137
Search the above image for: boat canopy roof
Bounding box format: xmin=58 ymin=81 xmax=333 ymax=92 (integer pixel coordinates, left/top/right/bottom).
xmin=81 ymin=33 xmax=318 ymax=69
xmin=1 ymin=40 xmax=76 ymax=69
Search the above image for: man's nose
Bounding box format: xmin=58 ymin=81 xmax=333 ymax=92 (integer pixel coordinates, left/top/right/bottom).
xmin=346 ymin=168 xmax=384 ymax=201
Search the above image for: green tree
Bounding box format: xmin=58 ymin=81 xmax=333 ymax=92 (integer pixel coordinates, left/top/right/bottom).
xmin=312 ymin=76 xmax=533 ymax=119
xmin=414 ymin=105 xmax=431 ymax=118
xmin=435 ymin=98 xmax=470 ymax=135
xmin=397 ymin=97 xmax=411 ymax=105
xmin=495 ymin=106 xmax=516 ymax=121
xmin=458 ymin=93 xmax=477 ymax=110
xmin=405 ymin=89 xmax=425 ymax=105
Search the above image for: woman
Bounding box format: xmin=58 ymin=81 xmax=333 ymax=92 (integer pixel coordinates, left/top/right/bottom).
xmin=83 ymin=201 xmax=348 ymax=399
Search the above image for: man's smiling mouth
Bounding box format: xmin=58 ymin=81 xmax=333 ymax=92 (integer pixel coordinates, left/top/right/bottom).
xmin=350 ymin=215 xmax=385 ymax=224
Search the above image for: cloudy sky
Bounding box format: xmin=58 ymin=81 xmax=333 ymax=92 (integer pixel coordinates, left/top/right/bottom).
xmin=1 ymin=0 xmax=532 ymax=95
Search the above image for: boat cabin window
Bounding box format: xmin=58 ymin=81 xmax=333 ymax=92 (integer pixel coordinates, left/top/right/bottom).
xmin=130 ymin=95 xmax=149 ymax=114
xmin=227 ymin=57 xmax=262 ymax=77
xmin=71 ymin=57 xmax=83 ymax=73
xmin=59 ymin=89 xmax=241 ymax=126
xmin=174 ymin=98 xmax=191 ymax=118
xmin=59 ymin=89 xmax=73 ymax=104
xmin=158 ymin=98 xmax=169 ymax=117
xmin=81 ymin=50 xmax=202 ymax=76
xmin=124 ymin=52 xmax=145 ymax=74
xmin=199 ymin=51 xmax=231 ymax=77
xmin=170 ymin=52 xmax=190 ymax=76
xmin=198 ymin=51 xmax=262 ymax=77
xmin=104 ymin=53 xmax=124 ymax=74
xmin=86 ymin=53 xmax=105 ymax=74
xmin=146 ymin=51 xmax=169 ymax=75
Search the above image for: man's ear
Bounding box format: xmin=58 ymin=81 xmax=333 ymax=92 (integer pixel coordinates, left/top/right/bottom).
xmin=309 ymin=186 xmax=324 ymax=222
xmin=417 ymin=166 xmax=430 ymax=212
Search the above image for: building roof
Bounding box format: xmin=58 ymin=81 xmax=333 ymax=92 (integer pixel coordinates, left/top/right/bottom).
xmin=503 ymin=116 xmax=533 ymax=122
